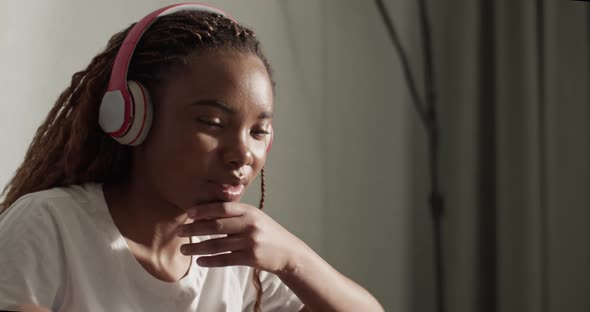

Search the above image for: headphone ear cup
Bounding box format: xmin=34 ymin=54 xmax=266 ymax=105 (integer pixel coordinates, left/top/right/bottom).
xmin=115 ymin=80 xmax=153 ymax=146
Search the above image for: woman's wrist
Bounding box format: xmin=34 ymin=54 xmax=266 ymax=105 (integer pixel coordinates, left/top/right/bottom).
xmin=277 ymin=236 xmax=318 ymax=280
xmin=275 ymin=239 xmax=385 ymax=312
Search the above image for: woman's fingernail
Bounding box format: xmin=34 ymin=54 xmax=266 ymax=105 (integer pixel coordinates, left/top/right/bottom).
xmin=187 ymin=209 xmax=196 ymax=218
xmin=180 ymin=245 xmax=189 ymax=254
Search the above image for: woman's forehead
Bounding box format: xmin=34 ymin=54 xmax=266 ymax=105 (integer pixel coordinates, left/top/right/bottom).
xmin=162 ymin=51 xmax=274 ymax=113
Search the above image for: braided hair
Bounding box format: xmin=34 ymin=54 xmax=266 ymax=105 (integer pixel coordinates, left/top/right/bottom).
xmin=0 ymin=10 xmax=274 ymax=312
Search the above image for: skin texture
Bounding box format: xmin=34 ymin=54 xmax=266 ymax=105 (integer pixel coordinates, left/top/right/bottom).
xmin=98 ymin=51 xmax=383 ymax=311
xmin=103 ymin=50 xmax=273 ymax=282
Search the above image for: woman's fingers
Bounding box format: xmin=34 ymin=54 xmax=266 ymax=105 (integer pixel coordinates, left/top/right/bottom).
xmin=196 ymin=251 xmax=253 ymax=267
xmin=177 ymin=216 xmax=251 ymax=237
xmin=180 ymin=235 xmax=253 ymax=256
xmin=177 ymin=202 xmax=301 ymax=273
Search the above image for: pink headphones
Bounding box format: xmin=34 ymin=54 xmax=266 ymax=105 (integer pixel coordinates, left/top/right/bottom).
xmin=98 ymin=2 xmax=273 ymax=153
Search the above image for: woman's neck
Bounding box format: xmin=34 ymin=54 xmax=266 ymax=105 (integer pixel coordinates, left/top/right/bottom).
xmin=103 ymin=179 xmax=194 ymax=282
xmin=103 ymin=179 xmax=189 ymax=252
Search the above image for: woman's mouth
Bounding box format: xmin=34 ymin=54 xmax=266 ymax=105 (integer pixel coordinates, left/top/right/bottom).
xmin=218 ymin=183 xmax=244 ymax=196
xmin=208 ymin=181 xmax=245 ymax=201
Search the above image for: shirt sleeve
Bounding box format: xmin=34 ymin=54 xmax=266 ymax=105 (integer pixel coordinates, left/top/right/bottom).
xmin=0 ymin=195 xmax=64 ymax=311
xmin=242 ymin=269 xmax=304 ymax=312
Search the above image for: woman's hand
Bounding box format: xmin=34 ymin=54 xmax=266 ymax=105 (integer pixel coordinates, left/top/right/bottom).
xmin=176 ymin=202 xmax=309 ymax=274
xmin=176 ymin=202 xmax=384 ymax=311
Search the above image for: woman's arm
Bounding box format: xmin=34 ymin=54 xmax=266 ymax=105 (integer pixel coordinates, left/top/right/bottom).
xmin=279 ymin=240 xmax=384 ymax=312
xmin=178 ymin=202 xmax=384 ymax=312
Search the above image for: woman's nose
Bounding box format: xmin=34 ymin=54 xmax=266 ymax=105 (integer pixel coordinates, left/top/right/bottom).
xmin=222 ymin=133 xmax=254 ymax=169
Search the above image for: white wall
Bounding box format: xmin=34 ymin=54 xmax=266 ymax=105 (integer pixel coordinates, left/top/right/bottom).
xmin=321 ymin=1 xmax=417 ymax=311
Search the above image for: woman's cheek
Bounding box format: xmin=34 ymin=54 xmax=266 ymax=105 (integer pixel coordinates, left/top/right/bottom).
xmin=191 ymin=131 xmax=221 ymax=152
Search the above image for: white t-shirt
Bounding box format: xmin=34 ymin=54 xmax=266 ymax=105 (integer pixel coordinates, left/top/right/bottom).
xmin=0 ymin=183 xmax=304 ymax=311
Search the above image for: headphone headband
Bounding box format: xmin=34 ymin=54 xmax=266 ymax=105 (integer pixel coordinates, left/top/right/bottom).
xmin=98 ymin=3 xmax=273 ymax=153
xmin=100 ymin=2 xmax=232 ymax=138
xmin=107 ymin=3 xmax=232 ymax=94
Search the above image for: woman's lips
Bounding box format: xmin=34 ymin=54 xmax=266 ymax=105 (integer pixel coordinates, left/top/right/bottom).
xmin=209 ymin=181 xmax=244 ymax=201
xmin=218 ymin=183 xmax=244 ymax=196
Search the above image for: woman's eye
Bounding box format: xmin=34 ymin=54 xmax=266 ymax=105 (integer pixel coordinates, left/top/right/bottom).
xmin=251 ymin=129 xmax=270 ymax=139
xmin=197 ymin=118 xmax=223 ymax=127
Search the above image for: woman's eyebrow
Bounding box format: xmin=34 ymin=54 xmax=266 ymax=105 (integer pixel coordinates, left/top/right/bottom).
xmin=191 ymin=99 xmax=235 ymax=114
xmin=191 ymin=99 xmax=273 ymax=119
xmin=258 ymin=111 xmax=273 ymax=119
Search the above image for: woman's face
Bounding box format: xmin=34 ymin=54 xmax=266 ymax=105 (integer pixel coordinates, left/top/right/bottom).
xmin=136 ymin=51 xmax=274 ymax=210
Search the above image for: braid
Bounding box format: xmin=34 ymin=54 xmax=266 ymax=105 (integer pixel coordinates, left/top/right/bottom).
xmin=1 ymin=11 xmax=274 ymax=209
xmin=251 ymin=167 xmax=267 ymax=312
xmin=0 ymin=27 xmax=132 ymax=209
xmin=253 ymin=267 xmax=264 ymax=312
xmin=0 ymin=11 xmax=272 ymax=310
xmin=258 ymin=167 xmax=267 ymax=210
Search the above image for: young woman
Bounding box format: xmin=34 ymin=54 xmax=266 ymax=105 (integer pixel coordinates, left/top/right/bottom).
xmin=0 ymin=3 xmax=383 ymax=312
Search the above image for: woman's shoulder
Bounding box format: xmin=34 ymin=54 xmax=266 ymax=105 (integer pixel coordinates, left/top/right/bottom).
xmin=0 ymin=183 xmax=102 ymax=235
xmin=12 ymin=182 xmax=99 ymax=204
xmin=0 ymin=184 xmax=94 ymax=310
xmin=0 ymin=183 xmax=105 ymax=265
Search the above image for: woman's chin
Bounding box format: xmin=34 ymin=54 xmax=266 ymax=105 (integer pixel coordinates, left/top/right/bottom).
xmin=187 ymin=195 xmax=243 ymax=208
